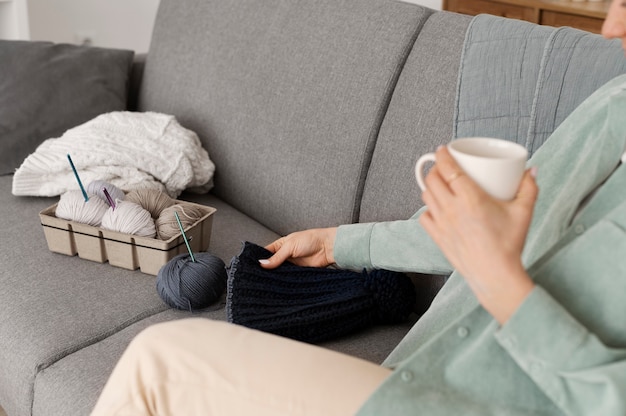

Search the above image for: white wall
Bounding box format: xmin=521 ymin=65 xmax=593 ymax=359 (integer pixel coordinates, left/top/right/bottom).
xmin=13 ymin=0 xmax=441 ymax=53
xmin=27 ymin=0 xmax=160 ymax=53
xmin=0 ymin=2 xmax=18 ymax=39
xmin=0 ymin=0 xmax=30 ymax=40
xmin=400 ymin=0 xmax=442 ymax=10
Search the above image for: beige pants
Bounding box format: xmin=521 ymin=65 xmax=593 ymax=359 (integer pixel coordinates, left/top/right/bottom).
xmin=91 ymin=318 xmax=391 ymax=416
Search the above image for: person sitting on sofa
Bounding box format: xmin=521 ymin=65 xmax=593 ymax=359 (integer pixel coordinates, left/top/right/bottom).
xmin=91 ymin=1 xmax=626 ymax=415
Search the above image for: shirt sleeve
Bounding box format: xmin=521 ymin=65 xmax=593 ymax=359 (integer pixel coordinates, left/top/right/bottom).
xmin=495 ymin=286 xmax=626 ymax=415
xmin=333 ymin=207 xmax=453 ymax=274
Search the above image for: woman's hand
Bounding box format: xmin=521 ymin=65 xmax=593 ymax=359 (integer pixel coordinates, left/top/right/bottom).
xmin=259 ymin=228 xmax=338 ymax=269
xmin=419 ymin=146 xmax=539 ymax=324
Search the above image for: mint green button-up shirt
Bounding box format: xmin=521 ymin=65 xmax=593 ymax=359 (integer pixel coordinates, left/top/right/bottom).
xmin=335 ymin=75 xmax=626 ymax=415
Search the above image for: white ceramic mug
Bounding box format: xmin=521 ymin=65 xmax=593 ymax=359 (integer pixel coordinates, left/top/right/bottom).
xmin=415 ymin=137 xmax=528 ymax=200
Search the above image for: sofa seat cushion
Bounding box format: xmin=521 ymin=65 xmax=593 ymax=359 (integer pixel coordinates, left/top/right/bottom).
xmin=2 ymin=173 xmax=414 ymax=415
xmin=31 ymin=309 xmax=224 ymax=416
xmin=32 ymin=310 xmax=415 ymax=416
xmin=0 ymin=176 xmax=280 ymax=416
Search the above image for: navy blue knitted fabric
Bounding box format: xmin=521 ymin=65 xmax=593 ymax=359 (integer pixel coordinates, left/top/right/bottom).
xmin=226 ymin=242 xmax=416 ymax=343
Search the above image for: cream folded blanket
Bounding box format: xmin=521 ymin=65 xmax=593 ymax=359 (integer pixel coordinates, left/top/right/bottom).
xmin=12 ymin=111 xmax=215 ymax=198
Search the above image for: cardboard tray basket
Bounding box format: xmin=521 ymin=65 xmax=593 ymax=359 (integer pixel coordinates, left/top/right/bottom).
xmin=39 ymin=200 xmax=216 ymax=275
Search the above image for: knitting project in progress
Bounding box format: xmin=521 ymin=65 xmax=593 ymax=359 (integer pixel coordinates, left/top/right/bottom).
xmin=226 ymin=242 xmax=416 ymax=343
xmin=11 ymin=111 xmax=215 ymax=198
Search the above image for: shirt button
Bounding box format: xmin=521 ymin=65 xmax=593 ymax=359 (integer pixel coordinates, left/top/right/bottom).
xmin=400 ymin=370 xmax=414 ymax=383
xmin=574 ymin=224 xmax=585 ymax=234
xmin=457 ymin=326 xmax=469 ymax=338
xmin=529 ymin=362 xmax=544 ymax=374
xmin=501 ymin=337 xmax=516 ymax=349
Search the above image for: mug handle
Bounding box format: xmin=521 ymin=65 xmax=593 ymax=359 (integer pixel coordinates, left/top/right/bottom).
xmin=415 ymin=153 xmax=436 ymax=192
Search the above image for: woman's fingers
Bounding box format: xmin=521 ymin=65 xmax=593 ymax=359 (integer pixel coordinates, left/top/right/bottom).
xmin=421 ymin=146 xmax=484 ymax=218
xmin=261 ymin=238 xmax=293 ymax=269
xmin=260 ymin=228 xmax=337 ymax=269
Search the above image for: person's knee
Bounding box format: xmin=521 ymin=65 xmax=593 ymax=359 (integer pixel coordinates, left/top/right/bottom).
xmin=134 ymin=321 xmax=174 ymax=345
xmin=128 ymin=319 xmax=196 ymax=354
xmin=130 ymin=318 xmax=223 ymax=352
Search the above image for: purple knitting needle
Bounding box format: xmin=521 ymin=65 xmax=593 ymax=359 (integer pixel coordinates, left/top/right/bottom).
xmin=102 ymin=187 xmax=116 ymax=210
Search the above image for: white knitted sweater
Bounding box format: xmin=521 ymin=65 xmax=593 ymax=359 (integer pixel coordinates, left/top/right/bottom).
xmin=12 ymin=111 xmax=215 ymax=198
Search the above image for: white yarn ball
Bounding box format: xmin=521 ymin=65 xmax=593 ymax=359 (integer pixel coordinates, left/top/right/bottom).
xmin=101 ymin=200 xmax=157 ymax=238
xmin=86 ymin=180 xmax=125 ymax=204
xmin=55 ymin=190 xmax=109 ymax=226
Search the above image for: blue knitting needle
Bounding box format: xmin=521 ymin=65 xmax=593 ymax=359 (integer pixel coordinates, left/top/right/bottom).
xmin=67 ymin=154 xmax=89 ymax=202
xmin=175 ymin=211 xmax=196 ymax=262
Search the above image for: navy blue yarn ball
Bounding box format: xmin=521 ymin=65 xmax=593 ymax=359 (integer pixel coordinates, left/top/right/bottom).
xmin=157 ymin=252 xmax=227 ymax=311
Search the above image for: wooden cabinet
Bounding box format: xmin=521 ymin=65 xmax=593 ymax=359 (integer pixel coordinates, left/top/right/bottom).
xmin=444 ymin=0 xmax=610 ymax=34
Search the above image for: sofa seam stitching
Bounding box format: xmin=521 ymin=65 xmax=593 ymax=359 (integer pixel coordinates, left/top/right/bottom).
xmin=352 ymin=7 xmax=434 ymax=224
xmin=29 ymin=304 xmax=168 ymax=415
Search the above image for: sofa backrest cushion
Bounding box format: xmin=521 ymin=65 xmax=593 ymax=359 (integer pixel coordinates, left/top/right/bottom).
xmin=137 ymin=0 xmax=433 ymax=235
xmin=359 ymin=11 xmax=472 ymax=223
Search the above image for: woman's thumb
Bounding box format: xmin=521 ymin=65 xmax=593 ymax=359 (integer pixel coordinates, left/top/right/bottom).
xmin=515 ymin=166 xmax=539 ymax=207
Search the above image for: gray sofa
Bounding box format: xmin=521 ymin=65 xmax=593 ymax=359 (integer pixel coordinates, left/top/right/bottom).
xmin=2 ymin=1 xmax=625 ymax=415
